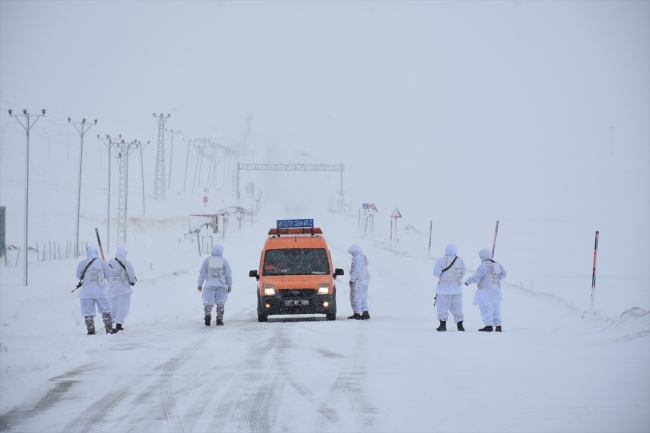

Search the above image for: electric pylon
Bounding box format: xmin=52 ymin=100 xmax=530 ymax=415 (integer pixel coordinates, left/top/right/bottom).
xmin=152 ymin=113 xmax=170 ymax=199
xmin=116 ymin=140 xmax=137 ymax=246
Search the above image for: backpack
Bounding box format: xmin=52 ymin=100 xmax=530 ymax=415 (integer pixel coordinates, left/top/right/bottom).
xmin=209 ymin=257 xmax=226 ymax=284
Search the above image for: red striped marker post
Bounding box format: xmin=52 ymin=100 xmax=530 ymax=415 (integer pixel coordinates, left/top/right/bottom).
xmin=591 ymin=231 xmax=599 ymax=310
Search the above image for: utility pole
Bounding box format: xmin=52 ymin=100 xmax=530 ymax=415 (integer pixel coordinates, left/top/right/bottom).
xmin=196 ymin=138 xmax=212 ymax=190
xmin=136 ymin=141 xmax=149 ymax=215
xmin=8 ymin=109 xmax=46 ymax=286
xmin=115 ymin=140 xmax=137 ymax=246
xmin=192 ymin=142 xmax=206 ymax=194
xmin=152 ymin=113 xmax=170 ymax=199
xmin=166 ymin=129 xmax=180 ymax=189
xmin=97 ymin=134 xmax=121 ymax=255
xmin=69 ymin=117 xmax=97 ymax=258
xmin=183 ymin=138 xmax=193 ymax=193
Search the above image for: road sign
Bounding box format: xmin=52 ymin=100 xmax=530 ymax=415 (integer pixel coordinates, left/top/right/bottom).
xmin=277 ymin=219 xmax=314 ymax=229
xmin=363 ymin=203 xmax=369 ymax=209
xmin=391 ymin=208 xmax=402 ymax=218
xmin=235 ymin=211 xmax=245 ymax=221
xmin=203 ymin=197 xmax=208 ymax=203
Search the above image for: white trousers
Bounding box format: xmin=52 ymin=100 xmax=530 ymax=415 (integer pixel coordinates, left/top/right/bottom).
xmin=350 ymin=280 xmax=369 ymax=314
xmin=436 ymin=293 xmax=464 ymax=322
xmin=109 ymin=293 xmax=131 ymax=324
xmin=202 ymin=286 xmax=228 ymax=306
xmin=478 ymin=301 xmax=502 ymax=326
xmin=80 ymin=297 xmax=111 ymax=317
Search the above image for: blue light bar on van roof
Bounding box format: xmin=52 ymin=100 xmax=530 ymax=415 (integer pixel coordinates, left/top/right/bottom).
xmin=277 ymin=219 xmax=314 ymax=229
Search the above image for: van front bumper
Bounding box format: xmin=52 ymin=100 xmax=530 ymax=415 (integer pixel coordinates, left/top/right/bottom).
xmin=259 ymin=293 xmax=336 ymax=316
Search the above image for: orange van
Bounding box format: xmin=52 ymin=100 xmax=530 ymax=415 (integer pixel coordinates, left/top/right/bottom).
xmin=249 ymin=219 xmax=344 ymax=322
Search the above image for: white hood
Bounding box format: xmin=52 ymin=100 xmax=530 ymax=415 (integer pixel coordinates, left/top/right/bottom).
xmin=445 ymin=243 xmax=457 ymax=257
xmin=479 ymin=248 xmax=492 ymax=262
xmin=347 ymin=244 xmax=363 ymax=256
xmin=116 ymin=246 xmax=128 ymax=260
xmin=211 ymin=244 xmax=224 ymax=257
xmin=87 ymin=246 xmax=99 ymax=259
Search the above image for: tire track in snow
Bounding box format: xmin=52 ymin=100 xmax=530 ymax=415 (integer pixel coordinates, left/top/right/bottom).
xmin=210 ymin=328 xmax=281 ymax=432
xmin=274 ymin=326 xmax=342 ymax=429
xmin=62 ymin=335 xmax=200 ymax=433
xmin=159 ymin=356 xmax=189 ymax=433
xmin=319 ymin=330 xmax=380 ymax=431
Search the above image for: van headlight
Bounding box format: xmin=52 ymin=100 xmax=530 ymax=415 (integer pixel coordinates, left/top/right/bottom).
xmin=317 ymin=283 xmax=329 ymax=295
xmin=264 ymin=284 xmax=276 ymax=296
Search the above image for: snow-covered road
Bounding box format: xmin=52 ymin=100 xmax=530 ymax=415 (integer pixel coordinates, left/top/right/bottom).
xmin=1 ymin=210 xmax=648 ymax=433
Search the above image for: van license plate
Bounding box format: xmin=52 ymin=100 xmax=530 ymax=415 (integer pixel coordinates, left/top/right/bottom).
xmin=285 ymin=300 xmax=309 ymax=306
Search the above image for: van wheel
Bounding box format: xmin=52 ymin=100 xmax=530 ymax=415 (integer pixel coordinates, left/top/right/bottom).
xmin=326 ymin=313 xmax=336 ymax=321
xmin=258 ymin=315 xmax=268 ymax=322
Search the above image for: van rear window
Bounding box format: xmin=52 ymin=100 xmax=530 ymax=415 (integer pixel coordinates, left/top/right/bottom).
xmin=263 ymin=248 xmax=330 ymax=276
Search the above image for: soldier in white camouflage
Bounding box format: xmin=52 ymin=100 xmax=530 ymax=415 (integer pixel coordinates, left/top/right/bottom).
xmin=465 ymin=248 xmax=507 ymax=332
xmin=197 ymin=244 xmax=232 ymax=326
xmin=76 ymin=246 xmax=115 ymax=334
xmin=107 ymin=246 xmax=136 ymax=332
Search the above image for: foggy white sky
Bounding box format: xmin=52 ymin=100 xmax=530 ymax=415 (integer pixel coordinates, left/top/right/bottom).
xmin=1 ymin=1 xmax=649 ymax=281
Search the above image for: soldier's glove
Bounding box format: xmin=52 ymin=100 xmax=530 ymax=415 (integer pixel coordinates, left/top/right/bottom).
xmin=464 ymin=282 xmax=469 ymax=286
xmin=197 ymin=285 xmax=203 ymax=292
xmin=227 ymin=286 xmax=232 ymax=293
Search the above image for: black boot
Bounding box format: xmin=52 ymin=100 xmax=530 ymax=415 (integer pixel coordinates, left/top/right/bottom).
xmin=115 ymin=324 xmax=124 ymax=331
xmin=362 ymin=311 xmax=370 ymax=320
xmin=436 ymin=320 xmax=447 ymax=332
xmin=205 ymin=315 xmax=211 ymax=326
xmin=348 ymin=313 xmax=362 ymax=320
xmin=457 ymin=321 xmax=465 ymax=332
xmin=479 ymin=325 xmax=494 ymax=332
xmin=216 ymin=319 xmax=224 ymax=326
xmin=495 ymin=326 xmax=502 ymax=332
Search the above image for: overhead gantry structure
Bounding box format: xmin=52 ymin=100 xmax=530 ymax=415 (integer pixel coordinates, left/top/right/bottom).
xmin=235 ymin=163 xmax=345 ymax=202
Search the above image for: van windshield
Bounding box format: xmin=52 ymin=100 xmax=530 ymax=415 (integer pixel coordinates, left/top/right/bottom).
xmin=263 ymin=248 xmax=330 ymax=276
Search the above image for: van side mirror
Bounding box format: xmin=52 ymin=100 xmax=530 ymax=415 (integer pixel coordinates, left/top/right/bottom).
xmin=334 ymin=268 xmax=344 ymax=278
xmin=249 ymin=270 xmax=259 ymax=280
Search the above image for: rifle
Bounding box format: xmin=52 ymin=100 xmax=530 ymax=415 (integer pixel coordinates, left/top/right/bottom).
xmin=95 ymin=228 xmax=105 ymax=260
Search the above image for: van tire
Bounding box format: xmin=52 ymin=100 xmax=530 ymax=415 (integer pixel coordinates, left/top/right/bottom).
xmin=326 ymin=313 xmax=336 ymax=321
xmin=258 ymin=314 xmax=268 ymax=322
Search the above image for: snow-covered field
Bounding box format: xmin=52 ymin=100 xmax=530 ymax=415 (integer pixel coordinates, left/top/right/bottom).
xmin=1 ymin=179 xmax=648 ymax=432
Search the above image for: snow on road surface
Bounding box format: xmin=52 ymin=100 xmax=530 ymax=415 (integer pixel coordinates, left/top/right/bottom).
xmin=1 ymin=207 xmax=648 ymax=433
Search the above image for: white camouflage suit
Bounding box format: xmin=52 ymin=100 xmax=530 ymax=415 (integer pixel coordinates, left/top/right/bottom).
xmin=197 ymin=244 xmax=232 ymax=321
xmin=107 ymin=246 xmax=136 ymax=327
xmin=465 ymin=248 xmax=507 ymax=326
xmin=348 ymin=244 xmax=370 ymax=314
xmin=432 ymin=243 xmax=466 ymax=323
xmin=76 ymin=246 xmax=113 ymax=334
